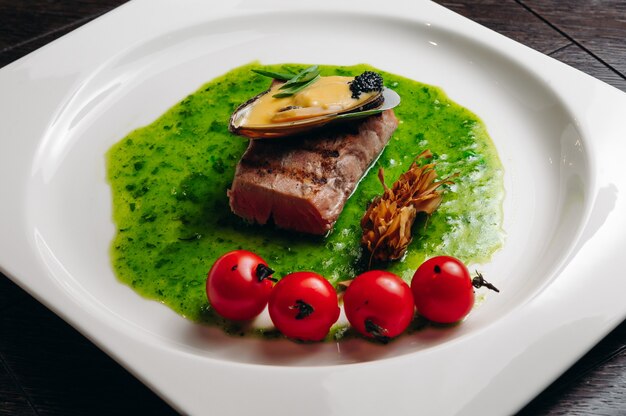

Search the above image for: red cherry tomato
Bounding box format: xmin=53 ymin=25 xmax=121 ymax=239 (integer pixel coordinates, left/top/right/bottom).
xmin=343 ymin=270 xmax=414 ymax=342
xmin=268 ymin=272 xmax=340 ymax=341
xmin=411 ymin=256 xmax=474 ymax=324
xmin=206 ymin=250 xmax=275 ymax=321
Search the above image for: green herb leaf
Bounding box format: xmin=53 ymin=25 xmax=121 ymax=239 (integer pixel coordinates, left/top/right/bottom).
xmin=253 ymin=65 xmax=322 ymax=98
xmin=273 ymin=74 xmax=321 ymax=98
xmin=251 ymin=69 xmax=294 ymax=81
xmin=278 ymin=65 xmax=320 ymax=90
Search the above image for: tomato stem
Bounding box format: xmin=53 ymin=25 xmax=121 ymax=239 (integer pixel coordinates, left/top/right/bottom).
xmin=289 ymin=300 xmax=314 ymax=320
xmin=472 ymin=271 xmax=499 ymax=293
xmin=364 ymin=319 xmax=391 ymax=344
xmin=256 ymin=264 xmax=277 ymax=282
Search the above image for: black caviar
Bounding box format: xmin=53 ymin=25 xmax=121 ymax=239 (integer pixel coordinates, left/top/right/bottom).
xmin=349 ymin=71 xmax=384 ymax=99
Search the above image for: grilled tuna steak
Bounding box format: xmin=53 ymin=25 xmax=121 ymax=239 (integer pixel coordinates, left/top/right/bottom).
xmin=228 ymin=109 xmax=399 ymax=235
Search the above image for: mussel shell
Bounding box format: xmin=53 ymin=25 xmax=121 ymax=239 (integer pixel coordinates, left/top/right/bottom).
xmin=229 ymin=87 xmax=397 ymax=139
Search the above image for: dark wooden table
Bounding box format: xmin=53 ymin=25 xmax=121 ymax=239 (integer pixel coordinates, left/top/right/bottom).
xmin=1 ymin=1 xmax=625 ymax=415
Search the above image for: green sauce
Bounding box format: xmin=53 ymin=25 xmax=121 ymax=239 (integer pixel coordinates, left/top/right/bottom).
xmin=107 ymin=63 xmax=504 ymax=329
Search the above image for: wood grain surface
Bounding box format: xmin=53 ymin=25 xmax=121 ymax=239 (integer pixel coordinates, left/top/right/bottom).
xmin=1 ymin=1 xmax=625 ymax=415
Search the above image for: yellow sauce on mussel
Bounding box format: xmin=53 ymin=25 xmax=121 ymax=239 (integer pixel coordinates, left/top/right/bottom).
xmin=243 ymin=76 xmax=377 ymax=126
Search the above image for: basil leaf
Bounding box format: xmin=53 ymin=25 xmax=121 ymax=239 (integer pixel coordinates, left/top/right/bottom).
xmin=251 ymin=69 xmax=294 ymax=81
xmin=273 ymin=74 xmax=321 ymax=98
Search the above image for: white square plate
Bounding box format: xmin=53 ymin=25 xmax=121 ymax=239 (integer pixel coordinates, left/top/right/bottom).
xmin=2 ymin=0 xmax=626 ymax=414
